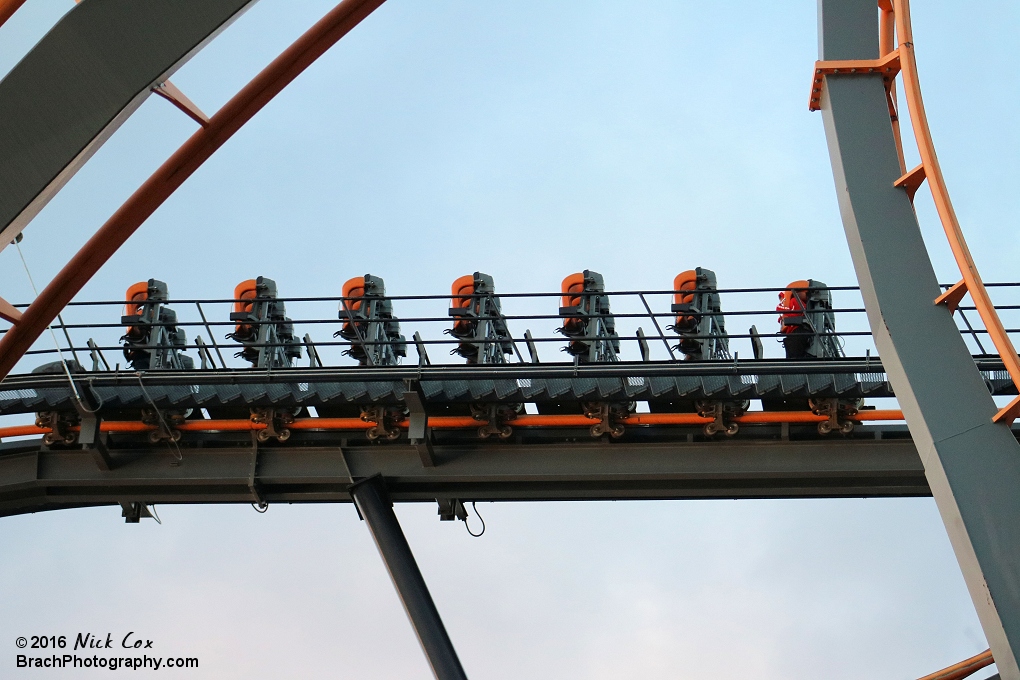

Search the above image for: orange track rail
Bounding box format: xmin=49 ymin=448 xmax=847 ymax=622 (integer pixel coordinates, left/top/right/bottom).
xmin=811 ymin=1 xmax=1020 ymax=424
xmin=0 ymin=410 xmax=907 ymax=440
xmin=891 ymin=0 xmax=1020 ymax=424
xmin=0 ymin=0 xmax=27 ymax=30
xmin=917 ymin=649 xmax=993 ymax=680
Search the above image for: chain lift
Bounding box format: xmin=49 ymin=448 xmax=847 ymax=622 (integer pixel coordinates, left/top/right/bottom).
xmin=557 ymin=270 xmax=620 ymax=363
xmin=227 ymin=277 xmax=302 ymax=369
xmin=447 ymin=272 xmax=513 ymax=365
xmin=669 ymin=268 xmax=731 ymax=361
xmin=120 ymin=279 xmax=194 ymax=371
xmin=336 ymin=274 xmax=407 ymax=367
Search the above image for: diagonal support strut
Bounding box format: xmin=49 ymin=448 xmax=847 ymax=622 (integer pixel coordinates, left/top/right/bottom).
xmin=348 ymin=475 xmax=468 ymax=680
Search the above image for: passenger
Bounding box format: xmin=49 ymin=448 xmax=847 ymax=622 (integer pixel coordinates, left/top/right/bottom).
xmin=777 ymin=281 xmax=812 ymax=359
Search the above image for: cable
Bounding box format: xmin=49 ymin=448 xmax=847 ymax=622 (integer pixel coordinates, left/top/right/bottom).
xmin=464 ymin=501 xmax=485 ymax=537
xmin=251 ymin=502 xmax=269 ymax=513
xmin=147 ymin=504 xmax=162 ymax=525
xmin=14 ymin=239 xmax=96 ymax=412
xmin=135 ymin=372 xmax=184 ymax=463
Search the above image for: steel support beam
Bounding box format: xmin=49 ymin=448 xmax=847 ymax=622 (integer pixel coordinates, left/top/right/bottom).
xmin=349 ymin=475 xmax=468 ymax=680
xmin=818 ymin=0 xmax=1020 ymax=675
xmin=0 ymin=432 xmax=930 ymax=517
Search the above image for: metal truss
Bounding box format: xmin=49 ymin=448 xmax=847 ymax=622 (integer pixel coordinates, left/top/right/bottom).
xmin=817 ymin=0 xmax=1020 ymax=675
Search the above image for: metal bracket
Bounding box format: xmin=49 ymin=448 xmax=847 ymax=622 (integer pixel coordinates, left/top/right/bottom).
xmin=437 ymin=498 xmax=467 ymax=522
xmin=247 ymin=432 xmax=265 ymax=508
xmin=120 ymin=502 xmax=154 ymax=524
xmin=894 ymin=162 xmax=927 ymax=200
xmin=151 ymin=80 xmax=210 ymax=126
xmin=79 ymin=414 xmax=113 ymax=471
xmin=935 ymin=279 xmax=968 ymax=314
xmin=809 ymin=51 xmax=901 ymax=111
xmin=403 ymin=383 xmax=434 ymax=466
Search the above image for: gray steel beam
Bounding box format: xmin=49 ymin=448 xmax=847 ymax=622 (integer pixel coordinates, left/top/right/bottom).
xmin=0 ymin=0 xmax=258 ymax=250
xmin=817 ymin=1 xmax=1020 ymax=675
xmin=0 ymin=433 xmax=929 ymax=516
xmin=349 ymin=476 xmax=468 ymax=680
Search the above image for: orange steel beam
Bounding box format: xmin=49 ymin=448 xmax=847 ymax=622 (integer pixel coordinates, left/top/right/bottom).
xmin=0 ymin=295 xmax=21 ymax=324
xmin=808 ymin=51 xmax=901 ymax=111
xmin=877 ymin=0 xmax=906 ymax=171
xmin=0 ymin=0 xmax=27 ymax=30
xmin=889 ymin=0 xmax=1020 ymax=425
xmin=151 ymin=81 xmax=210 ymax=127
xmin=809 ymin=0 xmax=1020 ymax=425
xmin=0 ymin=0 xmax=387 ymax=380
xmin=0 ymin=410 xmax=910 ymax=441
xmin=917 ymin=649 xmax=993 ymax=680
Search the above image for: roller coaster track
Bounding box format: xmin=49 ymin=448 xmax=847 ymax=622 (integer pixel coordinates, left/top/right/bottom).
xmin=1 ymin=1 xmax=1018 ymax=679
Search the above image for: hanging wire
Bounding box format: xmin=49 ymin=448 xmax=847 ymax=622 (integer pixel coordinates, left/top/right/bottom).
xmin=251 ymin=502 xmax=269 ymax=513
xmin=147 ymin=504 xmax=162 ymax=525
xmin=135 ymin=372 xmax=184 ymax=464
xmin=14 ymin=239 xmax=98 ymax=413
xmin=464 ymin=501 xmax=485 ymax=537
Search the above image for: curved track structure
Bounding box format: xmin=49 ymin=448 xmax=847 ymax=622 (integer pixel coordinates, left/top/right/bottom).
xmin=0 ymin=1 xmax=1017 ymax=678
xmin=0 ymin=0 xmax=28 ymax=30
xmin=0 ymin=0 xmax=387 ymax=378
xmin=817 ymin=0 xmax=1020 ymax=675
xmin=0 ymin=0 xmax=258 ymax=253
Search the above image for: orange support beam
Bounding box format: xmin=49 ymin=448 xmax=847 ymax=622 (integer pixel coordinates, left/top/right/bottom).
xmin=916 ymin=649 xmax=993 ymax=680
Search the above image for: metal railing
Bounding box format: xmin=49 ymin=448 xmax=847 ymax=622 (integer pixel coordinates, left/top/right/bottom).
xmin=1 ymin=283 xmax=1017 ymax=374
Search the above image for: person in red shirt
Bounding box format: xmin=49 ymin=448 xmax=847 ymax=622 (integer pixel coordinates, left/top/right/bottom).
xmin=777 ymin=281 xmax=812 ymax=359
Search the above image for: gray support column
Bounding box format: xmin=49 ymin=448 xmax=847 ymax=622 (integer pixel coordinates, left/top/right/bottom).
xmin=348 ymin=476 xmax=468 ymax=680
xmin=817 ymin=1 xmax=1020 ymax=676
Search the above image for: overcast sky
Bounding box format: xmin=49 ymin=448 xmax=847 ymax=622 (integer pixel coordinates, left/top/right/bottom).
xmin=1 ymin=1 xmax=1018 ymax=678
